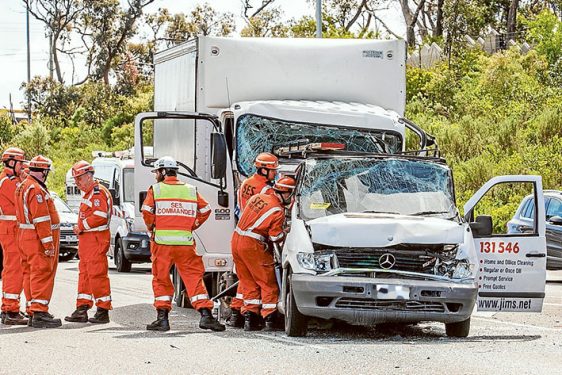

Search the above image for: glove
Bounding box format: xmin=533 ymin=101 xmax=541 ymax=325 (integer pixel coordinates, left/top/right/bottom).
xmin=44 ymin=248 xmax=55 ymax=257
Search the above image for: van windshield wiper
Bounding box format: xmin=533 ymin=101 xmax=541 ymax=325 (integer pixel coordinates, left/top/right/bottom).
xmin=361 ymin=210 xmax=400 ymax=214
xmin=410 ymin=210 xmax=449 ymax=216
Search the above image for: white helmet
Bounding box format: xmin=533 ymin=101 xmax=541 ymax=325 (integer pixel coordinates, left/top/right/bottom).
xmin=151 ymin=156 xmax=178 ymax=172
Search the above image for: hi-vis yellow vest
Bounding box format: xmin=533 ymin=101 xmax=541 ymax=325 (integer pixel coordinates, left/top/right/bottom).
xmin=153 ymin=182 xmax=198 ymax=245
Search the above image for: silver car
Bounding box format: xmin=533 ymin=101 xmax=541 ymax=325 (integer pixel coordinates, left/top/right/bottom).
xmin=52 ymin=192 xmax=79 ymax=261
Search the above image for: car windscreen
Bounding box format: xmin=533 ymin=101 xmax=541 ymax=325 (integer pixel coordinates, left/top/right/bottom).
xmin=94 ymin=164 xmax=116 ymax=187
xmin=123 ymin=168 xmax=134 ymax=203
xmin=53 ymin=196 xmax=73 ymax=214
xmin=299 ymin=158 xmax=456 ymax=220
xmin=236 ymin=114 xmax=402 ymax=177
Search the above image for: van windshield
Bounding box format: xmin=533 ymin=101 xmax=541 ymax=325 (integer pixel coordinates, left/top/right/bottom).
xmin=299 ymin=158 xmax=456 ymax=220
xmin=236 ymin=114 xmax=402 ymax=177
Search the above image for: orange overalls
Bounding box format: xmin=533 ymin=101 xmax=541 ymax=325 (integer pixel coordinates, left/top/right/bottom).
xmin=75 ymin=181 xmax=113 ymax=310
xmin=142 ymin=176 xmax=213 ymax=311
xmin=232 ymin=174 xmax=274 ymax=311
xmin=231 ymin=193 xmax=285 ymax=318
xmin=0 ymin=171 xmax=23 ymax=313
xmin=15 ymin=176 xmax=60 ymax=314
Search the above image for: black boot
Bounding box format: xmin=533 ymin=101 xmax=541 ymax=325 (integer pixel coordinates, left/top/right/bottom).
xmin=65 ymin=305 xmax=90 ymax=323
xmin=263 ymin=312 xmax=283 ymax=332
xmin=88 ymin=307 xmax=110 ymax=324
xmin=3 ymin=311 xmax=29 ymax=326
xmin=226 ymin=309 xmax=244 ymax=328
xmin=199 ymin=308 xmax=225 ymax=332
xmin=0 ymin=311 xmax=5 ymax=324
xmin=31 ymin=312 xmax=62 ymax=328
xmin=244 ymin=311 xmax=263 ymax=332
xmin=146 ymin=309 xmax=170 ymax=332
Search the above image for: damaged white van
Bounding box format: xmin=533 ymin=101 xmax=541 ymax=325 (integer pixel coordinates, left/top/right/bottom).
xmin=278 ymin=152 xmax=547 ymax=337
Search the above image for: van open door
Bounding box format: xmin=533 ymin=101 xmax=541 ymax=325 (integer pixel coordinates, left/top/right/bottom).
xmin=464 ymin=175 xmax=546 ymax=312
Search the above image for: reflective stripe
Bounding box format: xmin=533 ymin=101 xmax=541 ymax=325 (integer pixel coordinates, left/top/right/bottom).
xmin=81 ymin=199 xmax=92 ymax=207
xmin=199 ymin=204 xmax=211 ymax=214
xmin=77 ymin=293 xmax=94 ymax=301
xmin=0 ymin=215 xmax=17 ymax=221
xmin=2 ymin=292 xmax=20 ymax=300
xmin=234 ymin=227 xmax=265 ymax=242
xmin=30 ymin=299 xmax=49 ymax=305
xmin=269 ymin=232 xmax=284 ymax=242
xmin=93 ymin=211 xmax=108 ymax=218
xmin=23 ymin=185 xmax=34 ymax=224
xmin=83 ymin=225 xmax=109 ymax=232
xmin=19 ymin=223 xmax=35 ymax=229
xmin=40 ymin=236 xmax=53 ymax=244
xmin=51 ymin=224 xmax=60 ymax=230
xmin=154 ymin=230 xmax=194 ymax=246
xmin=262 ymin=303 xmax=277 ymax=309
xmin=260 ymin=185 xmax=272 ymax=194
xmin=83 ymin=220 xmax=90 ymax=230
xmin=247 ymin=207 xmax=283 ymax=232
xmin=33 ymin=215 xmax=51 ymax=224
xmin=141 ymin=205 xmax=153 ymax=213
xmin=190 ymin=294 xmax=209 ymax=303
xmin=96 ymin=295 xmax=112 ymax=302
xmin=155 ymin=295 xmax=173 ymax=302
xmin=235 ymin=293 xmax=243 ymax=299
xmin=244 ymin=299 xmax=262 ymax=305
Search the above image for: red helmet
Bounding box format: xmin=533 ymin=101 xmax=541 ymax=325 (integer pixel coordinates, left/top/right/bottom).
xmin=29 ymin=155 xmax=53 ymax=171
xmin=254 ymin=152 xmax=279 ymax=170
xmin=273 ymin=176 xmax=297 ymax=193
xmin=2 ymin=147 xmax=25 ymax=162
xmin=72 ymin=160 xmax=94 ymax=178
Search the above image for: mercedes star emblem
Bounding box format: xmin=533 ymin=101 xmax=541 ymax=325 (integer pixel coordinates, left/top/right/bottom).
xmin=379 ymin=253 xmax=396 ymax=269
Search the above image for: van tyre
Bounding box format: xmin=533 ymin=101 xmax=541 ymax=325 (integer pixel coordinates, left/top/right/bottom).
xmin=285 ymin=272 xmax=308 ymax=337
xmin=445 ymin=318 xmax=470 ymax=338
xmin=115 ymin=238 xmax=131 ymax=273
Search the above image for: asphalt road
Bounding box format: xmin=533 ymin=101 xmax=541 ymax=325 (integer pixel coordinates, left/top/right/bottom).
xmin=0 ymin=260 xmax=561 ymax=374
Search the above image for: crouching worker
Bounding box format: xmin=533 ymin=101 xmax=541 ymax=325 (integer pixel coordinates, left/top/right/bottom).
xmin=142 ymin=156 xmax=225 ymax=332
xmin=231 ymin=176 xmax=296 ymax=331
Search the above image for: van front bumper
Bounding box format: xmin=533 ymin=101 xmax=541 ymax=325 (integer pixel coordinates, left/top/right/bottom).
xmin=122 ymin=233 xmax=151 ymax=263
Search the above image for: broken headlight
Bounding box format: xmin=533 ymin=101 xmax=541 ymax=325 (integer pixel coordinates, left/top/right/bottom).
xmin=433 ymin=245 xmax=475 ymax=280
xmin=297 ymin=252 xmax=335 ymax=273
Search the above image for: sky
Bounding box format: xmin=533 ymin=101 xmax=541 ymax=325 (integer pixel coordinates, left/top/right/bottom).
xmin=0 ymin=0 xmax=404 ymax=110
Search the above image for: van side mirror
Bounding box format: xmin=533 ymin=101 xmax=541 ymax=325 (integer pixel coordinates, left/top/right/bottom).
xmin=139 ymin=191 xmax=147 ymax=212
xmin=469 ymin=215 xmax=493 ymax=237
xmin=548 ymin=215 xmax=562 ymax=226
xmin=211 ymin=132 xmax=227 ymax=180
xmin=109 ymin=188 xmax=120 ymax=206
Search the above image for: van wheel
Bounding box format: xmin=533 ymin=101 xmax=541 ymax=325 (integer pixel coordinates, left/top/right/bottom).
xmin=59 ymin=248 xmax=77 ymax=262
xmin=445 ymin=318 xmax=470 ymax=337
xmin=285 ymin=271 xmax=308 ymax=337
xmin=173 ymin=266 xmax=192 ymax=308
xmin=115 ymin=239 xmax=132 ymax=273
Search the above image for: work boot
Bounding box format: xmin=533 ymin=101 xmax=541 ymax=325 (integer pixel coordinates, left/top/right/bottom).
xmin=31 ymin=312 xmax=62 ymax=328
xmin=65 ymin=305 xmax=90 ymax=323
xmin=88 ymin=307 xmax=110 ymax=324
xmin=3 ymin=311 xmax=29 ymax=326
xmin=146 ymin=309 xmax=170 ymax=332
xmin=226 ymin=309 xmax=244 ymax=328
xmin=243 ymin=311 xmax=263 ymax=331
xmin=0 ymin=311 xmax=5 ymax=324
xmin=199 ymin=308 xmax=226 ymax=332
xmin=263 ymin=312 xmax=283 ymax=332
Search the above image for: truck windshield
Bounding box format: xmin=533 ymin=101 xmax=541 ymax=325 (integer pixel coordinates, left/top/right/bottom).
xmin=299 ymin=158 xmax=456 ymax=220
xmin=123 ymin=168 xmax=134 ymax=203
xmin=236 ymin=114 xmax=402 ymax=176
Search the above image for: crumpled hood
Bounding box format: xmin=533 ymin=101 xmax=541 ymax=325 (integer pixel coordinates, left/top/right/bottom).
xmin=308 ymin=213 xmax=464 ymax=247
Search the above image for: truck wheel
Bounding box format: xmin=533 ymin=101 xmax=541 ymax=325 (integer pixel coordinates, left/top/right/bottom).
xmin=115 ymin=239 xmax=132 ymax=273
xmin=59 ymin=248 xmax=77 ymax=262
xmin=445 ymin=318 xmax=470 ymax=338
xmin=173 ymin=266 xmax=192 ymax=308
xmin=285 ymin=272 xmax=308 ymax=337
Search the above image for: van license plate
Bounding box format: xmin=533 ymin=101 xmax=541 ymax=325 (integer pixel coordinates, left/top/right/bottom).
xmin=65 ymin=235 xmax=77 ymax=242
xmin=376 ymin=285 xmax=410 ymax=300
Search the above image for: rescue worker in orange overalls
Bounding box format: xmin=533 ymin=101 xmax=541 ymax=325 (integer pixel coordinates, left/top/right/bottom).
xmin=232 ymin=176 xmax=296 ymax=331
xmin=15 ymin=155 xmax=62 ymax=328
xmin=229 ymin=152 xmax=279 ymax=328
xmin=142 ymin=156 xmax=225 ymax=332
xmin=0 ymin=147 xmax=28 ymax=325
xmin=64 ymin=161 xmax=113 ymax=324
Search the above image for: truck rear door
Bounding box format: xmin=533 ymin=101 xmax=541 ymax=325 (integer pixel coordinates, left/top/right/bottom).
xmin=464 ymin=175 xmax=546 ymax=312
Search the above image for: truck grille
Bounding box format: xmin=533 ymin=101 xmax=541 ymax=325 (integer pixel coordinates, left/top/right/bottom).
xmin=331 ymin=248 xmax=436 ymax=273
xmin=335 ymin=298 xmax=445 ymax=313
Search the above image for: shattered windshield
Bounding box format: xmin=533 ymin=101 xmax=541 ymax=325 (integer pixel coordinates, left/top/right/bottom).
xmin=236 ymin=114 xmax=402 ymax=176
xmin=299 ymin=158 xmax=455 ymax=220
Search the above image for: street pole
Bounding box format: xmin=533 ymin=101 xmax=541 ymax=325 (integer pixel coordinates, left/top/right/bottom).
xmin=26 ymin=2 xmax=31 ymax=123
xmin=49 ymin=32 xmax=53 ymax=80
xmin=316 ymin=0 xmax=322 ymax=38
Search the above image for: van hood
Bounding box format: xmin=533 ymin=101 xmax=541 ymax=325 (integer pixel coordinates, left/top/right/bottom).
xmin=307 ymin=213 xmax=464 ymax=247
xmin=58 ymin=211 xmax=78 ymax=226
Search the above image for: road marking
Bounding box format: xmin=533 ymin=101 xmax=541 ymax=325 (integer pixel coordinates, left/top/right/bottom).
xmin=254 ymin=333 xmax=328 ymax=350
xmin=473 ymin=317 xmax=562 ymax=332
xmin=544 ymin=302 xmax=562 ymax=307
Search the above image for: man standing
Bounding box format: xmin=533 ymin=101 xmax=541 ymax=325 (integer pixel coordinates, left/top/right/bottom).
xmin=232 ymin=176 xmax=296 ymax=331
xmin=229 ymin=152 xmax=279 ymax=327
xmin=0 ymin=147 xmax=27 ymax=325
xmin=15 ymin=155 xmax=61 ymax=328
xmin=142 ymin=156 xmax=224 ymax=332
xmin=65 ymin=161 xmax=113 ymax=324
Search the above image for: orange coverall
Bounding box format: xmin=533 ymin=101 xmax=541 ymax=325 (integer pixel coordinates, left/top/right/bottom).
xmin=0 ymin=171 xmax=23 ymax=313
xmin=142 ymin=176 xmax=213 ymax=311
xmin=75 ymin=181 xmax=113 ymax=310
xmin=231 ymin=193 xmax=285 ymax=318
xmin=15 ymin=176 xmax=60 ymax=314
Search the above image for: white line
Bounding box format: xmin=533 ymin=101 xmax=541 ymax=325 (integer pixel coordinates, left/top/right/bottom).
xmin=544 ymin=302 xmax=562 ymax=307
xmin=473 ymin=317 xmax=562 ymax=332
xmin=254 ymin=333 xmax=328 ymax=350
